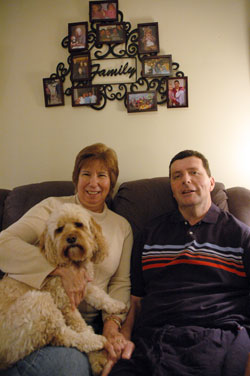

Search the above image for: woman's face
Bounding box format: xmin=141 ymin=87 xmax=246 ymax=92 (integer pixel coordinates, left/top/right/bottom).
xmin=77 ymin=159 xmax=111 ymax=213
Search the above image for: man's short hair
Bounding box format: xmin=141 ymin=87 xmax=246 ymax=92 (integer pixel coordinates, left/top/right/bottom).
xmin=169 ymin=150 xmax=211 ymax=177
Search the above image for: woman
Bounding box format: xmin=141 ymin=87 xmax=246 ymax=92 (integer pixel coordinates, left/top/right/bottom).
xmin=0 ymin=143 xmax=133 ymax=376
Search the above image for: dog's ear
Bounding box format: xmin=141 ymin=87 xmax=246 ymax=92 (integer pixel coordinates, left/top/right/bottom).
xmin=39 ymin=228 xmax=58 ymax=266
xmin=89 ymin=217 xmax=108 ymax=264
xmin=39 ymin=229 xmax=47 ymax=254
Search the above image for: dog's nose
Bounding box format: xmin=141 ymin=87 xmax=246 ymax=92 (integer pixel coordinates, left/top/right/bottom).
xmin=67 ymin=236 xmax=77 ymax=244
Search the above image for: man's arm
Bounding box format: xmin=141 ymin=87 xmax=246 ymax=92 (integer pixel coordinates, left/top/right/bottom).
xmin=120 ymin=295 xmax=142 ymax=341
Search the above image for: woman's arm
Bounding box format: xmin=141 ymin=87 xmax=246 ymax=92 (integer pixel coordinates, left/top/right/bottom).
xmin=0 ymin=198 xmax=57 ymax=288
xmin=52 ymin=265 xmax=92 ymax=310
xmin=102 ymin=222 xmax=133 ymax=323
xmin=101 ymin=295 xmax=142 ymax=376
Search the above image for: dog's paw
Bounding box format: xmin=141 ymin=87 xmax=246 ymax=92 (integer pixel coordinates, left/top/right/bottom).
xmin=78 ymin=333 xmax=107 ymax=353
xmin=88 ymin=350 xmax=108 ymax=376
xmin=103 ymin=299 xmax=127 ymax=314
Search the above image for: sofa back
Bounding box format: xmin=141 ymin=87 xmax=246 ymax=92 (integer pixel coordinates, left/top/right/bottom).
xmin=112 ymin=177 xmax=230 ymax=240
xmin=1 ymin=179 xmax=250 ymax=238
xmin=1 ymin=181 xmax=75 ymax=230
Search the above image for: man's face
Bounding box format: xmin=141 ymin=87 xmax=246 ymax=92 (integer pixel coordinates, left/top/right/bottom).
xmin=170 ymin=156 xmax=215 ymax=211
xmin=174 ymin=81 xmax=180 ymax=89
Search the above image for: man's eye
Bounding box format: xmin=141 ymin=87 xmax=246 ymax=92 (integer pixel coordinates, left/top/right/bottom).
xmin=173 ymin=174 xmax=180 ymax=180
xmin=55 ymin=226 xmax=64 ymax=234
xmin=75 ymin=222 xmax=83 ymax=228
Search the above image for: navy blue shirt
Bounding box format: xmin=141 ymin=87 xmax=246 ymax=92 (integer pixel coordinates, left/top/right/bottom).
xmin=131 ymin=204 xmax=250 ymax=329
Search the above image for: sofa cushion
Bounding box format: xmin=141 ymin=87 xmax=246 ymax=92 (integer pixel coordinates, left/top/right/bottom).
xmin=2 ymin=181 xmax=75 ymax=230
xmin=112 ymin=177 xmax=228 ymax=239
xmin=226 ymin=187 xmax=250 ymax=227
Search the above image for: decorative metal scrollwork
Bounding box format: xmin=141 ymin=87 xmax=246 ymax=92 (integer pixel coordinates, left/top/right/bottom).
xmin=50 ymin=10 xmax=185 ymax=110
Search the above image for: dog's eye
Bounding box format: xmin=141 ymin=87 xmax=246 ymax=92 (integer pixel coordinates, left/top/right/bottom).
xmin=55 ymin=226 xmax=64 ymax=234
xmin=74 ymin=222 xmax=83 ymax=228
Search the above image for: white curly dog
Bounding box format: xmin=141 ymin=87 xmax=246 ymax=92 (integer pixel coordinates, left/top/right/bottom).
xmin=0 ymin=203 xmax=127 ymax=374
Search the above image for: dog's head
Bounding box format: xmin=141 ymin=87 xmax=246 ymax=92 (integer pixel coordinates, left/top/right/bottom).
xmin=40 ymin=204 xmax=108 ymax=267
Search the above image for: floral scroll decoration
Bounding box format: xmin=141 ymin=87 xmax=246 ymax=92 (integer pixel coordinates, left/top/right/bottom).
xmin=49 ymin=10 xmax=186 ymax=110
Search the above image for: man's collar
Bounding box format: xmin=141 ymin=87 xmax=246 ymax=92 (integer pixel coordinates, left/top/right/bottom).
xmin=171 ymin=203 xmax=220 ymax=224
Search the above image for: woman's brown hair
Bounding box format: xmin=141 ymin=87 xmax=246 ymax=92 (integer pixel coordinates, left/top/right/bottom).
xmin=72 ymin=143 xmax=119 ymax=197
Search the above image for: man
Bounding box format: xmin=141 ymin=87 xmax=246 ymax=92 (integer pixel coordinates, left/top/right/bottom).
xmin=172 ymin=79 xmax=185 ymax=106
xmin=106 ymin=150 xmax=250 ymax=376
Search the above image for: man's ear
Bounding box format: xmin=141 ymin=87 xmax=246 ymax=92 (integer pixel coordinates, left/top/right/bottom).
xmin=209 ymin=176 xmax=215 ymax=192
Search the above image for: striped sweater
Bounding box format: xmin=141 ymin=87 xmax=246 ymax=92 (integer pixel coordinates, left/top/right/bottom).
xmin=131 ymin=204 xmax=250 ymax=329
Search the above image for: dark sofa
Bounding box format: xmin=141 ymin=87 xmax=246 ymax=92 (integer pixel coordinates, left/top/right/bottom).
xmin=1 ymin=177 xmax=250 ymax=237
xmin=1 ymin=178 xmax=250 ymax=234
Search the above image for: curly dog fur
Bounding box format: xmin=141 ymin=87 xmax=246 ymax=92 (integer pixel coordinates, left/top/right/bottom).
xmin=0 ymin=203 xmax=126 ymax=374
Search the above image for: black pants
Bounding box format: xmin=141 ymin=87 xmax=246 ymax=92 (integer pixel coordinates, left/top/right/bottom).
xmin=110 ymin=325 xmax=250 ymax=376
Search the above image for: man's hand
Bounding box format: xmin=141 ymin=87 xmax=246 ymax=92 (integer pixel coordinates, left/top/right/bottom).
xmin=101 ymin=339 xmax=134 ymax=376
xmin=101 ymin=318 xmax=135 ymax=376
xmin=51 ymin=265 xmax=92 ymax=310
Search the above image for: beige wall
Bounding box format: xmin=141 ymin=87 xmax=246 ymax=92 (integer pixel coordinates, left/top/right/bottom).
xmin=1 ymin=0 xmax=250 ymax=190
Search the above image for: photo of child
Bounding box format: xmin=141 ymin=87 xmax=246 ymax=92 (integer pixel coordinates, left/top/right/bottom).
xmin=138 ymin=22 xmax=159 ymax=54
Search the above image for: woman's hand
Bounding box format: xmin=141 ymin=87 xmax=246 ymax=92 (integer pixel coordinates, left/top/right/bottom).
xmin=101 ymin=317 xmax=135 ymax=376
xmin=51 ymin=265 xmax=92 ymax=310
xmin=101 ymin=340 xmax=134 ymax=376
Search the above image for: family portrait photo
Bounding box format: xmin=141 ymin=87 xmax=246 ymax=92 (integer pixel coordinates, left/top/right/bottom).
xmin=127 ymin=91 xmax=157 ymax=113
xmin=89 ymin=1 xmax=118 ymax=22
xmin=43 ymin=78 xmax=64 ymax=107
xmin=167 ymin=77 xmax=188 ymax=108
xmin=72 ymin=86 xmax=100 ymax=106
xmin=97 ymin=22 xmax=125 ymax=44
xmin=142 ymin=55 xmax=172 ymax=77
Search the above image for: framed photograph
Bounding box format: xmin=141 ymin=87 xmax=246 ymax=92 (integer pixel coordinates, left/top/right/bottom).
xmin=68 ymin=22 xmax=88 ymax=53
xmin=43 ymin=78 xmax=64 ymax=107
xmin=72 ymin=86 xmax=100 ymax=106
xmin=89 ymin=1 xmax=118 ymax=23
xmin=167 ymin=77 xmax=188 ymax=108
xmin=97 ymin=22 xmax=126 ymax=44
xmin=71 ymin=53 xmax=91 ymax=82
xmin=127 ymin=91 xmax=157 ymax=113
xmin=138 ymin=22 xmax=159 ymax=54
xmin=142 ymin=55 xmax=172 ymax=77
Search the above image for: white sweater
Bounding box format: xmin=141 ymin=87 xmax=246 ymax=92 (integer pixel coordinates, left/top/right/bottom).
xmin=0 ymin=195 xmax=133 ymax=323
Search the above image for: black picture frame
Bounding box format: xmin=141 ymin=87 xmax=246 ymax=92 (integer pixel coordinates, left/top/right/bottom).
xmin=96 ymin=22 xmax=126 ymax=44
xmin=70 ymin=53 xmax=91 ymax=82
xmin=89 ymin=1 xmax=118 ymax=23
xmin=127 ymin=91 xmax=157 ymax=113
xmin=68 ymin=22 xmax=88 ymax=53
xmin=72 ymin=86 xmax=100 ymax=106
xmin=138 ymin=22 xmax=159 ymax=54
xmin=167 ymin=77 xmax=188 ymax=108
xmin=43 ymin=77 xmax=64 ymax=107
xmin=142 ymin=55 xmax=172 ymax=78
